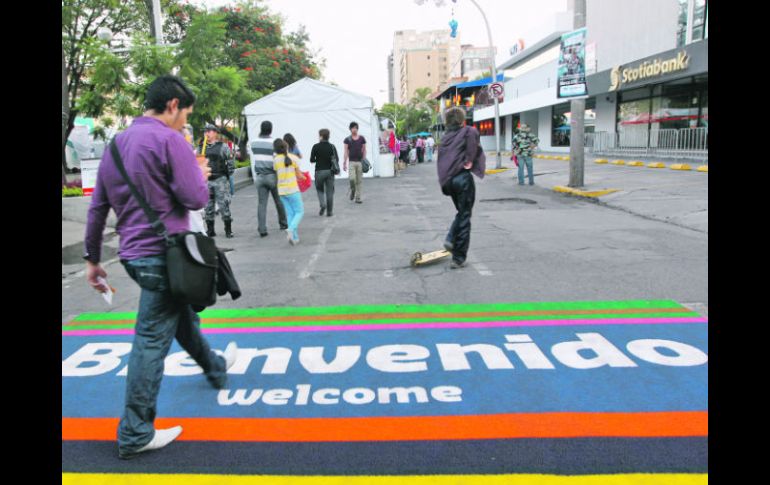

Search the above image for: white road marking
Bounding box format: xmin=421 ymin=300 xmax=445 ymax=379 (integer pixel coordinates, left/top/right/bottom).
xmin=299 ymin=223 xmax=335 ymax=279
xmin=472 ymin=262 xmax=494 ymax=276
xmin=384 ymin=270 xmax=394 ymax=278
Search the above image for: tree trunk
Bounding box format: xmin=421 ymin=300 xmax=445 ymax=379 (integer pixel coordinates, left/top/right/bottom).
xmin=62 ymin=46 xmax=70 ymax=186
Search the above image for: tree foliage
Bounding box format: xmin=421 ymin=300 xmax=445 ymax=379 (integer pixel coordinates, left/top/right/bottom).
xmin=63 ymin=0 xmax=324 ymax=151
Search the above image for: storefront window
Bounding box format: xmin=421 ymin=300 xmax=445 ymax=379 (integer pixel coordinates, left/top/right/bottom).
xmin=653 ymin=78 xmax=698 ymax=130
xmin=616 ymin=76 xmax=708 ymax=148
xmin=695 ymin=74 xmax=708 ymax=128
xmin=474 ymin=117 xmax=504 ymax=137
xmin=551 ymin=99 xmax=595 ymax=147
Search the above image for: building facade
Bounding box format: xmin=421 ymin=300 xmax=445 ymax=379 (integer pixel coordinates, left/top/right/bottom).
xmin=472 ymin=0 xmax=708 ymax=160
xmin=391 ymin=30 xmax=462 ymax=105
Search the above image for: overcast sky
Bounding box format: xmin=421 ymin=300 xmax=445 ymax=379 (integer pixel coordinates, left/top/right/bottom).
xmin=192 ymin=0 xmax=569 ymax=107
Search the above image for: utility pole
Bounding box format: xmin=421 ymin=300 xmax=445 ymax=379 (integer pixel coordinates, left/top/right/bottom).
xmin=151 ymin=0 xmax=164 ymax=45
xmin=568 ymin=0 xmax=586 ymax=187
xmin=468 ymin=0 xmax=502 ymax=169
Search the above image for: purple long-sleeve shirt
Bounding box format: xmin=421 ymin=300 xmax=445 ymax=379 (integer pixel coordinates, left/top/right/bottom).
xmin=84 ymin=117 xmax=209 ymax=263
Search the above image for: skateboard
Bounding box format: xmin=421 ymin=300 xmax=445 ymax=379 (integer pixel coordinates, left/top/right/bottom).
xmin=411 ymin=249 xmax=451 ymax=267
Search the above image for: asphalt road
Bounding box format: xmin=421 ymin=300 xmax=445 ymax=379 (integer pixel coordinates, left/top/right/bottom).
xmin=61 ymin=158 xmax=708 ymax=323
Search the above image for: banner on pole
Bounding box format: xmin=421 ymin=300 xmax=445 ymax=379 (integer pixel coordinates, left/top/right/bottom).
xmin=557 ymin=28 xmax=588 ymax=98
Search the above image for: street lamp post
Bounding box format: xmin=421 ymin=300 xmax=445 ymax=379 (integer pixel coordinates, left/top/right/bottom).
xmin=415 ymin=0 xmax=502 ymax=168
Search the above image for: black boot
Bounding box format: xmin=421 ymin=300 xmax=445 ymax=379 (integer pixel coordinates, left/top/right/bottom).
xmin=224 ymin=220 xmax=234 ymax=238
xmin=206 ymin=220 xmax=216 ymax=237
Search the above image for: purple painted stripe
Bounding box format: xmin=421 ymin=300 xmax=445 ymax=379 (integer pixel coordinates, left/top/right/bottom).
xmin=62 ymin=317 xmax=708 ymax=336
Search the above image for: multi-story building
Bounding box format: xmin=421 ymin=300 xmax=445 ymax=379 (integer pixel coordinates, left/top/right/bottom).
xmin=472 ymin=0 xmax=708 ymax=160
xmin=391 ymin=29 xmax=462 ymax=105
xmin=460 ymin=45 xmax=497 ymax=81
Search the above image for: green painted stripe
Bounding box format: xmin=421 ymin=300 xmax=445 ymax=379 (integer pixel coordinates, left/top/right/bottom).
xmin=69 ymin=300 xmax=684 ymax=322
xmin=64 ymin=311 xmax=700 ymax=331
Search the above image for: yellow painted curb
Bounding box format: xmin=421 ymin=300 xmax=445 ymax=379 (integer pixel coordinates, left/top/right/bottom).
xmin=670 ymin=164 xmax=692 ymax=171
xmin=648 ymin=162 xmax=666 ymax=168
xmin=485 ymin=168 xmax=511 ymax=174
xmin=697 ymin=165 xmax=708 ymax=172
xmin=560 ymin=156 xmax=570 ymax=161
xmin=553 ymin=185 xmax=620 ymax=198
xmin=594 ymin=159 xmax=609 ymax=164
xmin=627 ymin=161 xmax=644 ymax=167
xmin=611 ymin=160 xmax=626 ymax=165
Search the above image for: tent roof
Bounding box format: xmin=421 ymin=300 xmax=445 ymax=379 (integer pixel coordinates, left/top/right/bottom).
xmin=242 ymin=77 xmax=374 ymax=116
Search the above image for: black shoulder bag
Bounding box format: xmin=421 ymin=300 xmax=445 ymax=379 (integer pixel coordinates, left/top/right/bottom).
xmin=330 ymin=143 xmax=340 ymax=175
xmin=109 ymin=140 xmax=219 ymax=308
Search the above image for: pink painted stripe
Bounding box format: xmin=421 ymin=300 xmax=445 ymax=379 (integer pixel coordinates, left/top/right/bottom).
xmin=62 ymin=317 xmax=708 ymax=336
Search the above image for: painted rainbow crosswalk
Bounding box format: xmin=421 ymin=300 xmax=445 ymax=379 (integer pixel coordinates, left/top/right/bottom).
xmin=62 ymin=299 xmax=707 ymax=483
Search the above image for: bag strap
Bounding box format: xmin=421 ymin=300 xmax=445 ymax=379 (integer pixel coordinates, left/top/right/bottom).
xmin=109 ymin=139 xmax=171 ymax=243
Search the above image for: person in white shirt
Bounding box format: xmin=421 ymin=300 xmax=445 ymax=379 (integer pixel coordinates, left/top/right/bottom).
xmin=426 ymin=135 xmax=436 ymax=163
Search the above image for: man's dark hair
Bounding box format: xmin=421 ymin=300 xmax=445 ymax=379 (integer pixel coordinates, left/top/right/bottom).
xmin=349 ymin=122 xmax=359 ymax=130
xmin=143 ymin=75 xmax=196 ymax=113
xmin=319 ymin=128 xmax=330 ymax=141
xmin=260 ymin=121 xmax=273 ymax=136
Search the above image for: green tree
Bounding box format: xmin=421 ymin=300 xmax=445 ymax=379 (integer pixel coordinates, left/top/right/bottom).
xmin=219 ymin=1 xmax=323 ymax=95
xmin=377 ymin=103 xmax=410 ymax=137
xmin=62 ymin=0 xmax=149 ymax=177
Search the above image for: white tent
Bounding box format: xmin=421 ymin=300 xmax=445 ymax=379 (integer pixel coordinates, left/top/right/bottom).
xmin=242 ymin=77 xmax=393 ymax=179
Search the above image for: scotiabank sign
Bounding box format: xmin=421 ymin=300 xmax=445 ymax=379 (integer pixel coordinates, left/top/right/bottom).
xmin=610 ymin=52 xmax=690 ymax=91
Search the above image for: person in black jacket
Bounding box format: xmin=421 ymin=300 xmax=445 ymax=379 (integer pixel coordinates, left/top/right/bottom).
xmin=199 ymin=124 xmax=235 ymax=237
xmin=310 ymin=128 xmax=338 ymax=217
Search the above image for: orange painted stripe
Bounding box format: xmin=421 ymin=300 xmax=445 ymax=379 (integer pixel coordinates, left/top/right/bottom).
xmin=62 ymin=411 xmax=707 ymax=442
xmin=65 ymin=307 xmax=693 ymax=326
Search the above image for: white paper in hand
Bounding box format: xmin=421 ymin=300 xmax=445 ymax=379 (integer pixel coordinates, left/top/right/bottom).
xmin=97 ymin=276 xmax=114 ymax=305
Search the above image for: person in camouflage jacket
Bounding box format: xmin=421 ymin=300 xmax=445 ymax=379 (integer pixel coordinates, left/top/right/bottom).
xmin=512 ymin=124 xmax=539 ymax=186
xmin=199 ymin=125 xmax=235 ymax=237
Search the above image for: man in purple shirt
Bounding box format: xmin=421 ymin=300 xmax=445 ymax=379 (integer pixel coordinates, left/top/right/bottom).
xmin=84 ymin=75 xmax=237 ymax=459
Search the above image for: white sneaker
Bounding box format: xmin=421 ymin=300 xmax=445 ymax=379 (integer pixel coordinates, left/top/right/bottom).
xmin=286 ymin=229 xmax=295 ymax=245
xmin=224 ymin=341 xmax=238 ymax=371
xmin=123 ymin=426 xmax=183 ymax=458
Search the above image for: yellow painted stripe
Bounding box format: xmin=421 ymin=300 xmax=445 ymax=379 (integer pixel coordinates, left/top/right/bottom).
xmin=553 ymin=186 xmax=620 ymax=198
xmin=627 ymin=161 xmax=644 ymax=167
xmin=670 ymin=164 xmax=692 ymax=171
xmin=594 ymin=159 xmax=609 ymax=164
xmin=61 ymin=473 xmax=708 ymax=485
xmin=648 ymin=162 xmax=666 ymax=168
xmin=611 ymin=160 xmax=626 ymax=165
xmin=696 ymin=165 xmax=708 ymax=172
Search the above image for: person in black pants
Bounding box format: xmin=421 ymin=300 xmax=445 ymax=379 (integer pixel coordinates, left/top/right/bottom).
xmin=436 ymin=107 xmax=486 ymax=269
xmin=310 ymin=128 xmax=337 ymax=217
xmin=400 ymin=136 xmax=411 ymax=166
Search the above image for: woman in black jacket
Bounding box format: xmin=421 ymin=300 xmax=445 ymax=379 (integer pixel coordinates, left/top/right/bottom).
xmin=309 ymin=128 xmax=338 ymax=217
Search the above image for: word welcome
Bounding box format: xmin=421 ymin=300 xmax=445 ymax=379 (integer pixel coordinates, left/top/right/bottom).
xmin=217 ymin=384 xmax=463 ymax=406
xmin=62 ymin=332 xmax=708 ymax=377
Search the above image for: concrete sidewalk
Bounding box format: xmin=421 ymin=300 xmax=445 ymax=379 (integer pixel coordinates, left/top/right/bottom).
xmin=481 ymin=153 xmax=708 ymax=234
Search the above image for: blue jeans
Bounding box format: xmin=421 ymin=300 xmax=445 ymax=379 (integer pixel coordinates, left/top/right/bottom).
xmin=117 ymin=256 xmax=226 ymax=456
xmin=280 ymin=191 xmax=304 ymax=240
xmin=517 ymin=155 xmax=534 ymax=185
